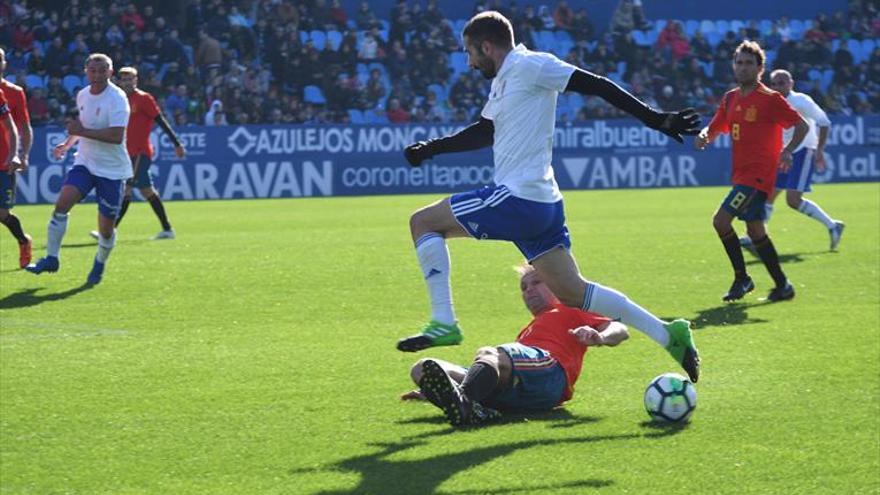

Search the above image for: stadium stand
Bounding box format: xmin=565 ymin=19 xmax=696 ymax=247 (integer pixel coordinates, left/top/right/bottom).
xmin=2 ymin=0 xmax=878 ymax=126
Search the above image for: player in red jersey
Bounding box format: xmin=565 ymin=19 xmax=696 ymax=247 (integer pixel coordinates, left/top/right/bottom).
xmin=402 ymin=264 xmax=629 ymax=427
xmin=91 ymin=66 xmax=185 ymax=241
xmin=695 ymin=41 xmax=809 ymax=303
xmin=0 ymin=48 xmax=31 ymax=268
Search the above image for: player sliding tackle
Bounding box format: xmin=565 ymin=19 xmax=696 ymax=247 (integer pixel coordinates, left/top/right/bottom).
xmin=397 ymin=11 xmax=701 ymax=383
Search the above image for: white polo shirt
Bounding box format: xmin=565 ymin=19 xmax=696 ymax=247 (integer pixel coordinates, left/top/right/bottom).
xmin=73 ymin=82 xmax=132 ymax=180
xmin=783 ymin=90 xmax=831 ymax=152
xmin=481 ymin=44 xmax=576 ymax=203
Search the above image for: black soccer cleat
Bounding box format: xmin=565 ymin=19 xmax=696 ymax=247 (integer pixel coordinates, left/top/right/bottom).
xmin=766 ymin=282 xmax=795 ymax=302
xmin=723 ymin=276 xmax=755 ymax=302
xmin=418 ymin=360 xmax=500 ymax=428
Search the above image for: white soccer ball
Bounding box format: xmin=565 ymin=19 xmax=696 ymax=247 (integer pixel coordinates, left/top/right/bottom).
xmin=644 ymin=372 xmax=697 ymax=423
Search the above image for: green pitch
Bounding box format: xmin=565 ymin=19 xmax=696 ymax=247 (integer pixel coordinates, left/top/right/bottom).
xmin=1 ymin=183 xmax=878 ymax=494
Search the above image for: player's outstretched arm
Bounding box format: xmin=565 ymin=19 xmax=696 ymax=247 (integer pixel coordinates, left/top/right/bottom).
xmin=564 ymin=69 xmax=700 ymax=143
xmin=154 ymin=113 xmax=186 ymax=158
xmin=403 ymin=118 xmax=494 ymax=166
xmin=569 ymin=322 xmax=629 ymax=347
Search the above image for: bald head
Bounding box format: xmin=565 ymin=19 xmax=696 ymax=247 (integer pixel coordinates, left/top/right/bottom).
xmin=769 ymin=69 xmax=793 ymax=96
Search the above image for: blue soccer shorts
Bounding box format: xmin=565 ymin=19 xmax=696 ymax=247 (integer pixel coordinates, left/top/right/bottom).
xmin=0 ymin=172 xmax=15 ymax=210
xmin=721 ymin=184 xmax=768 ymax=222
xmin=128 ymin=154 xmax=154 ymax=189
xmin=775 ymin=148 xmax=815 ymax=193
xmin=449 ymin=184 xmax=571 ymax=262
xmin=485 ymin=343 xmax=567 ymax=412
xmin=63 ymin=165 xmax=125 ymax=219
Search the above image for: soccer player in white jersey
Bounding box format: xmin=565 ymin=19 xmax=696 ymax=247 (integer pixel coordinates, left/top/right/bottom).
xmin=741 ymin=69 xmax=845 ymax=251
xmin=27 ymin=53 xmax=132 ymax=284
xmin=396 ymin=11 xmax=702 ymax=383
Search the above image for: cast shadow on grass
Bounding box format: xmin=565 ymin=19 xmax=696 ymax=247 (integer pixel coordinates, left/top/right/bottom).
xmin=743 ymin=250 xmax=826 ymax=266
xmin=663 ymin=300 xmax=772 ymax=330
xmin=290 ymin=422 xmax=682 ymax=494
xmin=60 ymin=239 xmax=150 ymax=250
xmin=0 ymin=284 xmax=93 ymax=309
xmin=396 ymin=407 xmax=600 ymax=430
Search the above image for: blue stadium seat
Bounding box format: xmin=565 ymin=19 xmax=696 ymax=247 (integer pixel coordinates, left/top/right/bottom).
xmin=348 ymin=109 xmax=365 ymax=124
xmin=684 ymin=20 xmax=699 ymax=37
xmin=25 ymin=74 xmax=45 ymax=89
xmin=554 ymin=40 xmax=572 ymax=56
xmin=299 ymin=30 xmax=310 ymax=44
xmin=632 ymin=30 xmax=649 ymax=46
xmin=554 ymin=30 xmax=572 ymax=43
xmin=706 ymin=32 xmax=723 ymax=47
xmin=730 ymin=20 xmax=745 ymax=34
xmin=789 ymin=19 xmax=804 ymax=37
xmin=4 ymin=74 xmax=14 ymax=84
xmin=428 ymin=83 xmax=446 ymax=101
xmin=304 ymin=85 xmax=326 ymax=104
xmin=861 ymin=39 xmax=876 ymax=61
xmin=62 ymin=74 xmax=81 ymax=94
xmin=310 ymin=30 xmax=326 ymax=50
xmin=701 ymin=61 xmax=713 ymax=77
xmin=379 ymin=19 xmax=390 ymax=31
xmin=616 ymin=61 xmax=627 ymax=75
xmin=364 ymin=109 xmax=389 ymax=124
xmin=758 ymin=19 xmax=772 ymax=35
xmin=765 ymin=50 xmax=776 ymax=67
xmin=846 ymin=38 xmax=861 ymax=62
xmin=450 ymin=52 xmax=468 ymax=76
xmin=715 ymin=20 xmax=730 ymax=34
xmin=652 ymin=19 xmax=667 ymax=34
xmin=356 ymin=63 xmax=368 ymax=75
xmin=699 ymin=20 xmax=715 ymax=34
xmin=453 ymin=19 xmax=467 ymax=34
xmin=326 ymin=30 xmax=343 ymax=50
xmin=535 ymin=30 xmax=555 ymax=51
xmin=821 ymin=69 xmax=834 ymax=92
xmin=808 ymin=68 xmax=822 ymax=82
xmin=831 ymin=39 xmax=841 ymax=53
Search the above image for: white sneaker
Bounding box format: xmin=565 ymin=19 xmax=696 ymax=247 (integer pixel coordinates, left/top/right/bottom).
xmin=89 ymin=230 xmax=100 ymax=240
xmin=829 ymin=221 xmax=845 ymax=250
xmin=152 ymin=229 xmax=175 ymax=240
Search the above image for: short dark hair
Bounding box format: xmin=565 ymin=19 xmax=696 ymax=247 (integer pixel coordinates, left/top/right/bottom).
xmin=462 ymin=11 xmax=514 ymax=48
xmin=734 ymin=40 xmax=765 ymax=67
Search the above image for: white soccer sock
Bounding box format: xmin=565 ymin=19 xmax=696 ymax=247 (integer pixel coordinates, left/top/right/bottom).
xmin=415 ymin=233 xmax=456 ymax=325
xmin=582 ymin=282 xmax=669 ymax=347
xmin=96 ymin=230 xmax=117 ymax=263
xmin=764 ymin=203 xmax=774 ymax=223
xmin=798 ymin=199 xmax=835 ymax=229
xmin=46 ymin=212 xmax=68 ymax=258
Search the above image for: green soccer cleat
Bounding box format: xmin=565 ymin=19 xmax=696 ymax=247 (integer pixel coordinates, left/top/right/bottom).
xmin=664 ymin=319 xmax=700 ymax=383
xmin=397 ymin=320 xmax=463 ymax=352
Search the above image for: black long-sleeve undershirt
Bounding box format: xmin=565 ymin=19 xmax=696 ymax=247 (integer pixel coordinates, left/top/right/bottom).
xmin=424 ymin=117 xmax=494 ymax=156
xmin=564 ymin=68 xmax=665 ymax=129
xmin=154 ymin=113 xmax=182 ymax=148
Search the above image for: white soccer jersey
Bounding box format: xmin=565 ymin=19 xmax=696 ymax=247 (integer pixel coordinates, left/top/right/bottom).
xmin=783 ymin=91 xmax=831 ymax=152
xmin=481 ymin=44 xmax=576 ymax=203
xmin=73 ymin=82 xmax=132 ymax=180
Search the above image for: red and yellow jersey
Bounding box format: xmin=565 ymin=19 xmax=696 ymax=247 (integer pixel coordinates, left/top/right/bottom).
xmin=516 ymin=304 xmax=611 ymax=402
xmin=707 ymin=83 xmax=802 ymax=194
xmin=0 ymin=80 xmax=29 ymax=169
xmin=126 ymin=89 xmax=161 ymax=157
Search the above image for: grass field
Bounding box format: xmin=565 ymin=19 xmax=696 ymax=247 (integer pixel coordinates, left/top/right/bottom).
xmin=1 ymin=183 xmax=878 ymax=494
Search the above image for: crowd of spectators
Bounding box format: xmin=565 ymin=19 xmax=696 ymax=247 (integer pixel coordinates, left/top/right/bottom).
xmin=1 ymin=0 xmax=878 ymax=127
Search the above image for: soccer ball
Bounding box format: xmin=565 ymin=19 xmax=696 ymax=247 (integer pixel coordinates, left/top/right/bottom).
xmin=644 ymin=372 xmax=697 ymax=423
